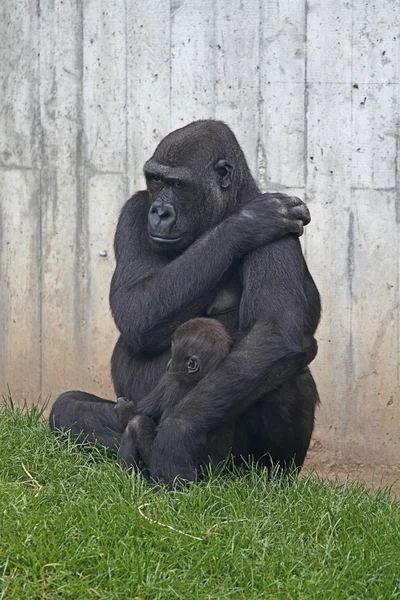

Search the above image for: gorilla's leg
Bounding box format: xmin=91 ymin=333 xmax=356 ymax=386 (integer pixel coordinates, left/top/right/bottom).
xmin=236 ymin=369 xmax=319 ymax=473
xmin=49 ymin=391 xmax=135 ymax=451
xmin=204 ymin=423 xmax=235 ymax=466
xmin=119 ymin=415 xmax=157 ymax=472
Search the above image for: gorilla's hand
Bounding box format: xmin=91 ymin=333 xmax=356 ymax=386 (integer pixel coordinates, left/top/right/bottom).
xmin=264 ymin=192 xmax=310 ymax=231
xmin=114 ymin=396 xmax=138 ymax=425
xmin=233 ymin=192 xmax=310 ymax=252
xmin=149 ymin=418 xmax=205 ymax=486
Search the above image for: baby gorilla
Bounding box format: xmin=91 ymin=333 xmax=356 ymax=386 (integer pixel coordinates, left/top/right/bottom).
xmin=49 ymin=392 xmax=137 ymax=451
xmin=119 ymin=318 xmax=234 ymax=475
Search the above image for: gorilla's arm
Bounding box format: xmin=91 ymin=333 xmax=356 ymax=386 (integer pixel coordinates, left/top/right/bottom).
xmin=135 ymin=375 xmax=190 ymax=423
xmin=148 ymin=330 xmax=317 ymax=483
xmin=148 ymin=237 xmax=321 ymax=483
xmin=110 ymin=192 xmax=309 ymax=354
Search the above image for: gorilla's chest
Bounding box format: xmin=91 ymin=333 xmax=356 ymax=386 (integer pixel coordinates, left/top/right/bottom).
xmin=205 ymin=269 xmax=242 ymax=332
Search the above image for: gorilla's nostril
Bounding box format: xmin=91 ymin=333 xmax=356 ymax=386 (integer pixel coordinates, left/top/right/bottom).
xmin=149 ymin=211 xmax=161 ymax=227
xmin=158 ymin=204 xmax=175 ymax=221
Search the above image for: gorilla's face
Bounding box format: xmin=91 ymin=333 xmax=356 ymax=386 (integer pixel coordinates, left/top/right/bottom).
xmin=144 ymin=122 xmax=236 ymax=254
xmin=144 ymin=160 xmax=202 ymax=253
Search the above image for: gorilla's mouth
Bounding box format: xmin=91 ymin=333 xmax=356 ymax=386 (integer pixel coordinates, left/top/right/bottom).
xmin=149 ymin=235 xmax=183 ymax=244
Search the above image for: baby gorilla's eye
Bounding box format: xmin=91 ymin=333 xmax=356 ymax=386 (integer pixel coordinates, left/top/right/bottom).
xmin=151 ymin=175 xmax=162 ymax=183
xmin=187 ymin=356 xmax=199 ymax=374
xmin=173 ymin=179 xmax=183 ymax=188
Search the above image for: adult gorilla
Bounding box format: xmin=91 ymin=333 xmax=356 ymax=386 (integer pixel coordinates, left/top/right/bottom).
xmin=51 ymin=120 xmax=321 ymax=484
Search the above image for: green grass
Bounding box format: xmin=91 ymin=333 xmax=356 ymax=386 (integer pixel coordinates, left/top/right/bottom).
xmin=0 ymin=400 xmax=399 ymax=599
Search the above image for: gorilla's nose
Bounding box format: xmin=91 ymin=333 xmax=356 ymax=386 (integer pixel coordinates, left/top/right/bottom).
xmin=148 ymin=200 xmax=176 ymax=234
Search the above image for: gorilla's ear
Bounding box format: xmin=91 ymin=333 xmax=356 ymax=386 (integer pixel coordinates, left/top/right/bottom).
xmin=187 ymin=355 xmax=200 ymax=374
xmin=214 ymin=159 xmax=233 ymax=189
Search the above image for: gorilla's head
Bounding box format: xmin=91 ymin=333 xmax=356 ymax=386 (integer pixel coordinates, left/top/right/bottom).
xmin=144 ymin=120 xmax=258 ymax=253
xmin=167 ymin=318 xmax=232 ymax=381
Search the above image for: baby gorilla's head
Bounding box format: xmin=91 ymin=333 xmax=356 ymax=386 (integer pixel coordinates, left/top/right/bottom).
xmin=167 ymin=318 xmax=232 ymax=379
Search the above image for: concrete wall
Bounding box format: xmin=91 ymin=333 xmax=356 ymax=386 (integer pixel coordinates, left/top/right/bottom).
xmin=1 ymin=0 xmax=399 ymax=465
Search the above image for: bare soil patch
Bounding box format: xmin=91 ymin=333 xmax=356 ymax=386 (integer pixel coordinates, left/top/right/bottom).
xmin=304 ymin=439 xmax=400 ymax=492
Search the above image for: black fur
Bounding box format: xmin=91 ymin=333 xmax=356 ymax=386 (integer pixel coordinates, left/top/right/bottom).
xmin=118 ymin=318 xmax=235 ymax=475
xmin=49 ymin=393 xmax=137 ymax=450
xmin=50 ymin=120 xmax=321 ymax=484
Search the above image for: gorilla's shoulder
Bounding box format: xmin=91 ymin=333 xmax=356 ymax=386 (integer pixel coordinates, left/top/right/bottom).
xmin=119 ymin=191 xmax=150 ymax=225
xmin=122 ymin=191 xmax=149 ymax=212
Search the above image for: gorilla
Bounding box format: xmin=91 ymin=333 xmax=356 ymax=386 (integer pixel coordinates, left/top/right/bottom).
xmin=118 ymin=318 xmax=235 ymax=473
xmin=50 ymin=119 xmax=321 ymax=484
xmin=49 ymin=392 xmax=137 ymax=450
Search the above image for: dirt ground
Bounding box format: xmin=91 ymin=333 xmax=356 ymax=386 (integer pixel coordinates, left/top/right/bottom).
xmin=303 ymin=439 xmax=400 ymax=493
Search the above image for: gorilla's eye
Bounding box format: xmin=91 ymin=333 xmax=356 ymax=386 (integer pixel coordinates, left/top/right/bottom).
xmin=173 ymin=179 xmax=183 ymax=188
xmin=166 ymin=359 xmax=172 ymax=371
xmin=149 ymin=174 xmax=162 ymax=184
xmin=187 ymin=356 xmax=199 ymax=374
